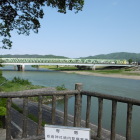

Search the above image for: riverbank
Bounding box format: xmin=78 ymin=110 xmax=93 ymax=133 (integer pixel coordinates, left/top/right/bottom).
xmin=38 ymin=65 xmax=140 ymax=80
xmin=62 ymin=71 xmax=140 ymax=80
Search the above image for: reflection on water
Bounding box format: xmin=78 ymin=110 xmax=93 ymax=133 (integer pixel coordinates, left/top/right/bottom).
xmin=1 ymin=65 xmax=140 ymax=139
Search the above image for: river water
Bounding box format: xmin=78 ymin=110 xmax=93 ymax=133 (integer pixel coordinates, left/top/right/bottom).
xmin=1 ymin=66 xmax=140 ymax=139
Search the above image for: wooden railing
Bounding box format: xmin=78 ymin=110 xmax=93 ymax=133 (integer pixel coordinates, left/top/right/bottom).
xmin=0 ymin=83 xmax=140 ymax=140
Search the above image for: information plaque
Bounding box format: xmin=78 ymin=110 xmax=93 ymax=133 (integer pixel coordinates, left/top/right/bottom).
xmin=45 ymin=125 xmax=90 ymax=140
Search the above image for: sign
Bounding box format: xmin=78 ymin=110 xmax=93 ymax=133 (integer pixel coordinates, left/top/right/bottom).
xmin=45 ymin=125 xmax=90 ymax=140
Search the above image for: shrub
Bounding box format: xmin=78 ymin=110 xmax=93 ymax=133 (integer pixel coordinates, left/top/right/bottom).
xmin=56 ymin=84 xmax=66 ymax=90
xmin=0 ymin=99 xmax=6 ymax=128
xmin=11 ymin=77 xmax=31 ymax=85
xmin=0 ymin=107 xmax=6 ymax=116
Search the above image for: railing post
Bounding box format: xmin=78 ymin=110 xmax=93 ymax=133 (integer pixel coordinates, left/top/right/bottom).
xmin=97 ymin=98 xmax=103 ymax=138
xmin=22 ymin=97 xmax=28 ymax=138
xmin=37 ymin=96 xmax=43 ymax=135
xmin=126 ymin=103 xmax=133 ymax=140
xmin=6 ymin=98 xmax=12 ymax=140
xmin=52 ymin=95 xmax=56 ymax=125
xmin=64 ymin=95 xmax=68 ymax=126
xmin=111 ymin=100 xmax=117 ymax=140
xmin=86 ymin=95 xmax=91 ymax=128
xmin=74 ymin=83 xmax=82 ymax=127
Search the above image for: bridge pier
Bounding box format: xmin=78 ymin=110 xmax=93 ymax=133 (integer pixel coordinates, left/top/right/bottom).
xmin=17 ymin=65 xmax=25 ymax=71
xmin=92 ymin=65 xmax=96 ymax=70
xmin=14 ymin=66 xmax=16 ymax=70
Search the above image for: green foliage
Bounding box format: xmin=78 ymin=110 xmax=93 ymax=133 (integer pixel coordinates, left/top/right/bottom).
xmin=128 ymin=59 xmax=133 ymax=64
xmin=0 ymin=99 xmax=6 ymax=128
xmin=0 ymin=99 xmax=6 ymax=108
xmin=0 ymin=54 xmax=69 ymax=58
xmin=0 ymin=0 xmax=84 ymax=49
xmin=0 ymin=107 xmax=6 ymax=116
xmin=11 ymin=77 xmax=31 ymax=85
xmin=0 ymin=71 xmax=44 ymax=92
xmin=80 ymin=52 xmax=140 ymax=62
xmin=40 ymin=65 xmax=78 ymax=71
xmin=56 ymin=84 xmax=66 ymax=91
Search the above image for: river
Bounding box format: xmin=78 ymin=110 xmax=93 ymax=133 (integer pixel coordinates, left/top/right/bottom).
xmin=1 ymin=65 xmax=140 ymax=140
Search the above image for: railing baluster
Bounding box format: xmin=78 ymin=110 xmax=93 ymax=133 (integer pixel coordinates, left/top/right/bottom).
xmin=111 ymin=100 xmax=117 ymax=140
xmin=22 ymin=97 xmax=28 ymax=138
xmin=6 ymin=98 xmax=12 ymax=140
xmin=97 ymin=98 xmax=103 ymax=138
xmin=86 ymin=95 xmax=91 ymax=128
xmin=64 ymin=95 xmax=68 ymax=126
xmin=52 ymin=95 xmax=56 ymax=125
xmin=74 ymin=83 xmax=82 ymax=127
xmin=126 ymin=103 xmax=133 ymax=140
xmin=37 ymin=95 xmax=43 ymax=135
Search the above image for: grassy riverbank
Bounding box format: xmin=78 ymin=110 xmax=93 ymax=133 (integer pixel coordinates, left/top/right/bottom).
xmin=0 ymin=70 xmax=66 ymax=127
xmin=38 ymin=65 xmax=140 ymax=78
xmin=0 ymin=74 xmax=44 ymax=92
xmin=39 ymin=65 xmax=79 ymax=71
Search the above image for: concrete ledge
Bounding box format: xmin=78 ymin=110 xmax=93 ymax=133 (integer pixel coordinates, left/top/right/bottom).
xmin=0 ymin=128 xmax=6 ymax=140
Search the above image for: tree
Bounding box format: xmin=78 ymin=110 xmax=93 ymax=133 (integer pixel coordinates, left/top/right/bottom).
xmin=128 ymin=59 xmax=132 ymax=64
xmin=0 ymin=0 xmax=84 ymax=49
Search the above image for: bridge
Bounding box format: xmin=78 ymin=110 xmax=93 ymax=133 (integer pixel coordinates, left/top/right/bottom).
xmin=1 ymin=58 xmax=133 ymax=71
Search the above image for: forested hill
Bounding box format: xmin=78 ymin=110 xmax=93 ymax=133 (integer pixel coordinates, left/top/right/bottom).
xmin=0 ymin=54 xmax=68 ymax=59
xmin=79 ymin=52 xmax=140 ymax=61
xmin=1 ymin=52 xmax=140 ymax=61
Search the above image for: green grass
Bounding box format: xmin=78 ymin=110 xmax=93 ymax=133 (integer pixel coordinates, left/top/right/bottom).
xmin=0 ymin=75 xmax=44 ymax=92
xmin=39 ymin=65 xmax=78 ymax=71
xmin=0 ymin=72 xmax=47 ymax=127
xmin=39 ymin=65 xmax=140 ymax=76
xmin=56 ymin=84 xmax=66 ymax=90
xmin=82 ymin=68 xmax=140 ymax=76
xmin=12 ymin=103 xmax=46 ymax=126
xmin=88 ymin=69 xmax=124 ymax=74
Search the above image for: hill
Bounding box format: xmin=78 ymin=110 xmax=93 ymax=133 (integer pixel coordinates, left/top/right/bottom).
xmin=0 ymin=54 xmax=68 ymax=59
xmin=79 ymin=52 xmax=140 ymax=61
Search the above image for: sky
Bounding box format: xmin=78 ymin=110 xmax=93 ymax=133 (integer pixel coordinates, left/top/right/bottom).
xmin=1 ymin=0 xmax=140 ymax=58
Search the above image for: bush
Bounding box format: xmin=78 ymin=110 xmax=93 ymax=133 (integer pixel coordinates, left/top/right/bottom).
xmin=0 ymin=107 xmax=6 ymax=116
xmin=56 ymin=84 xmax=66 ymax=90
xmin=0 ymin=99 xmax=6 ymax=128
xmin=11 ymin=77 xmax=31 ymax=85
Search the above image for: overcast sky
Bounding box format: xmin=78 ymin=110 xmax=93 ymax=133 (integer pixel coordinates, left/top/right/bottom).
xmin=1 ymin=0 xmax=140 ymax=58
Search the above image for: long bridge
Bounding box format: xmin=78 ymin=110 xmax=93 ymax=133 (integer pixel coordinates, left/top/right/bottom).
xmin=1 ymin=58 xmax=133 ymax=71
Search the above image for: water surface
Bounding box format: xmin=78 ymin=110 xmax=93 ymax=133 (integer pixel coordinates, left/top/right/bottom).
xmin=1 ymin=66 xmax=140 ymax=139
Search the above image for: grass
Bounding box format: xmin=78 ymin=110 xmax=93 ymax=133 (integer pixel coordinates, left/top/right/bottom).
xmin=82 ymin=68 xmax=140 ymax=76
xmin=0 ymin=75 xmax=45 ymax=92
xmin=12 ymin=103 xmax=46 ymax=126
xmin=0 ymin=72 xmax=67 ymax=126
xmin=0 ymin=72 xmax=47 ymax=126
xmin=85 ymin=69 xmax=124 ymax=74
xmin=39 ymin=65 xmax=78 ymax=71
xmin=39 ymin=65 xmax=140 ymax=76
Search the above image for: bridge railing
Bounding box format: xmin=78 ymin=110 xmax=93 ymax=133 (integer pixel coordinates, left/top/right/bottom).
xmin=0 ymin=83 xmax=139 ymax=140
xmin=2 ymin=58 xmax=129 ymax=64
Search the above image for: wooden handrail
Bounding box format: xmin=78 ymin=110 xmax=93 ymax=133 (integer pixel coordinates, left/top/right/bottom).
xmin=1 ymin=83 xmax=139 ymax=140
xmin=0 ymin=89 xmax=79 ymax=98
xmin=81 ymin=91 xmax=140 ymax=106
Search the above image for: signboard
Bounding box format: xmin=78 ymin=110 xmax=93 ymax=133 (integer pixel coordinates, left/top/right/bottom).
xmin=45 ymin=125 xmax=90 ymax=140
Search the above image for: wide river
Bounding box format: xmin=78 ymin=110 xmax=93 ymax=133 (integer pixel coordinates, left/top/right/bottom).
xmin=1 ymin=66 xmax=140 ymax=140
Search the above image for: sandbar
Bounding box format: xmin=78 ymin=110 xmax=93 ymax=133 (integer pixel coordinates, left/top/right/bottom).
xmin=62 ymin=71 xmax=140 ymax=80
